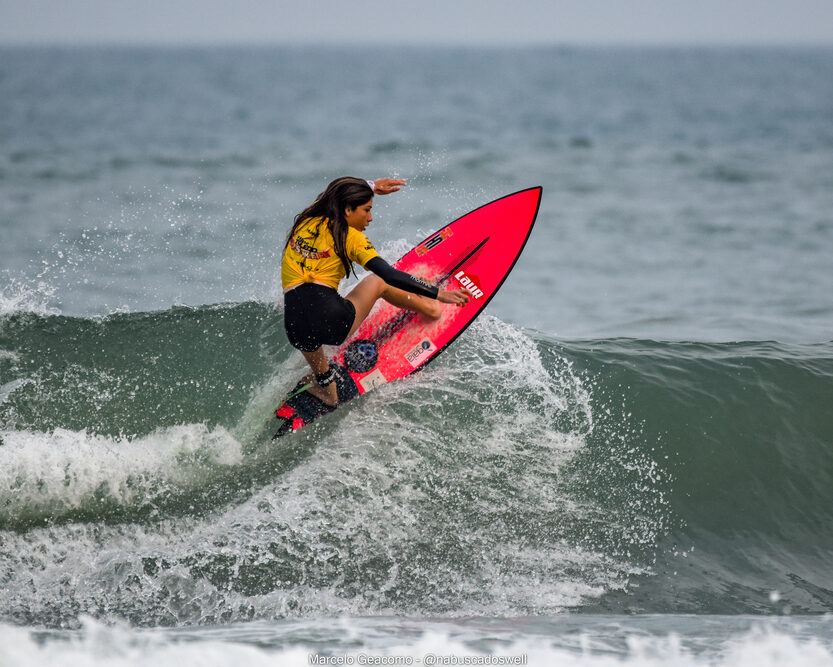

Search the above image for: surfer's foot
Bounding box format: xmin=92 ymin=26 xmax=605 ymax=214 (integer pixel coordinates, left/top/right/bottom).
xmin=308 ymin=381 xmax=338 ymax=407
xmin=300 ymin=351 xmax=340 ymax=407
xmin=298 ymin=372 xmax=339 ymax=406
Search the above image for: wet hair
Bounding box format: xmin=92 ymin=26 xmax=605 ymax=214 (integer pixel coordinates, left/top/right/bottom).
xmin=286 ymin=176 xmax=374 ymax=279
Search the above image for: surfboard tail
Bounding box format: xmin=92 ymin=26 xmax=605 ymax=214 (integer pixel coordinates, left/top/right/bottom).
xmin=272 ymin=366 xmax=359 ymax=438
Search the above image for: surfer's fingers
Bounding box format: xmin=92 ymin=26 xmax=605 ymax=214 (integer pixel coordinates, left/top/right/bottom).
xmin=438 ymin=289 xmax=471 ymax=305
xmin=453 ymin=289 xmax=470 ymax=302
xmin=372 ymin=178 xmax=407 ymax=194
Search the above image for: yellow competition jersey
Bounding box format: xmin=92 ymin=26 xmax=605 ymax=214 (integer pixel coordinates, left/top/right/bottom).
xmin=281 ymin=217 xmax=380 ymax=290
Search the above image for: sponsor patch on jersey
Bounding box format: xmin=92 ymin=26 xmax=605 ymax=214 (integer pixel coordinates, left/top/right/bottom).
xmin=416 ymin=227 xmax=453 ymax=256
xmin=291 ymin=236 xmax=332 ymax=260
xmin=454 ymin=270 xmax=484 ymax=299
xmin=405 ymin=338 xmax=437 ymax=368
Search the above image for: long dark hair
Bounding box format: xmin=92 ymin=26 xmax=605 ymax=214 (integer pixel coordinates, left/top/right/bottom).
xmin=286 ymin=177 xmax=374 ymax=279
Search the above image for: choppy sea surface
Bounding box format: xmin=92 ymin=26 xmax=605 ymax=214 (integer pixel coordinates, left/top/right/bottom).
xmin=1 ymin=46 xmax=833 ymax=665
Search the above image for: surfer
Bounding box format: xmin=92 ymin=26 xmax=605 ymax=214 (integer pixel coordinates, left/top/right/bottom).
xmin=282 ymin=176 xmax=470 ymax=406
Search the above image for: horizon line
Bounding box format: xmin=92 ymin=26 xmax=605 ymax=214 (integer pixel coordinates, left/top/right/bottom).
xmin=3 ymin=38 xmax=833 ymax=49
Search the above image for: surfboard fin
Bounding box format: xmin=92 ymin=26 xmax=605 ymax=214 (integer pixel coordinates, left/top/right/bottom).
xmin=272 ymin=417 xmax=294 ymax=439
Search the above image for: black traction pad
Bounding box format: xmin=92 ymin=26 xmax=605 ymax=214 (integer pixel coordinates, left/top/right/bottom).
xmin=274 ymin=365 xmax=360 ymax=437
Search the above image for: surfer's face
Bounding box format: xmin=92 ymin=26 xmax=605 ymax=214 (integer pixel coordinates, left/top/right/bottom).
xmin=345 ymin=199 xmax=373 ymax=232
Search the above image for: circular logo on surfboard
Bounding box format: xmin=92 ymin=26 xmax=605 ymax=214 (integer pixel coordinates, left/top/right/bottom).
xmin=343 ymin=339 xmax=379 ymax=373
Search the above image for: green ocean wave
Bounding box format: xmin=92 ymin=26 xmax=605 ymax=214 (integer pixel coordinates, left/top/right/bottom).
xmin=1 ymin=304 xmax=832 ymax=622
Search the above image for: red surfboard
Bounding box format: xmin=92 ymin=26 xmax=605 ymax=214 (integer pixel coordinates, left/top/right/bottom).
xmin=273 ymin=187 xmax=542 ymax=438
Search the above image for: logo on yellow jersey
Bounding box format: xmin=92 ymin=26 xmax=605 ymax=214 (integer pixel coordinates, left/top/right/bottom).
xmin=291 ymin=236 xmax=332 ymax=260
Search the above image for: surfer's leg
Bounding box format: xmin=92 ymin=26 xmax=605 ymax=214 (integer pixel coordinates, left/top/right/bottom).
xmin=345 ymin=275 xmax=441 ymax=338
xmin=301 ymin=348 xmax=338 ymax=406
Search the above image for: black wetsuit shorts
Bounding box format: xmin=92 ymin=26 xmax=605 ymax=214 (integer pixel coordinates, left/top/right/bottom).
xmin=283 ymin=283 xmax=356 ymax=352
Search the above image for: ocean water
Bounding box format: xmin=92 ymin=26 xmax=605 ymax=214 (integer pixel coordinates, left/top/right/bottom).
xmin=1 ymin=45 xmax=833 ymax=665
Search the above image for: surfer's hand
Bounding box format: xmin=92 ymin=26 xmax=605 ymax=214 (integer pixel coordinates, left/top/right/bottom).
xmin=438 ymin=289 xmax=470 ymax=306
xmin=371 ymin=178 xmax=406 ymax=195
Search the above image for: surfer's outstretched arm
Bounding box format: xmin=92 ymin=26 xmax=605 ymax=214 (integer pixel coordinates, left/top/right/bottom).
xmin=365 ymin=257 xmax=470 ymax=307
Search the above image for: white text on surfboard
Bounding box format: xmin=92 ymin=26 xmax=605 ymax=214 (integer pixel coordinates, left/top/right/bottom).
xmin=455 ymin=270 xmax=484 ymax=299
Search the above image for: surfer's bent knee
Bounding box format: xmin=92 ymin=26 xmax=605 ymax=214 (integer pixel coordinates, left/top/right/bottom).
xmin=365 ymin=273 xmax=386 ymax=295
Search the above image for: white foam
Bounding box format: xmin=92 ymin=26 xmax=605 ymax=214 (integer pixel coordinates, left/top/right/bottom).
xmin=211 ymin=316 xmax=630 ymax=617
xmin=0 ymin=424 xmax=243 ymax=518
xmin=1 ymin=618 xmax=832 ymax=667
xmin=0 ymin=618 xmax=294 ymax=667
xmin=0 ymin=377 xmax=32 ymax=405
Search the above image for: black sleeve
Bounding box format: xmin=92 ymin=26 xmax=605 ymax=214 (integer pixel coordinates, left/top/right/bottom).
xmin=365 ymin=256 xmax=440 ymax=299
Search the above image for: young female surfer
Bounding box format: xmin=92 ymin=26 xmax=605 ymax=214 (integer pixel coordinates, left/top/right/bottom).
xmin=282 ymin=176 xmax=470 ymax=406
